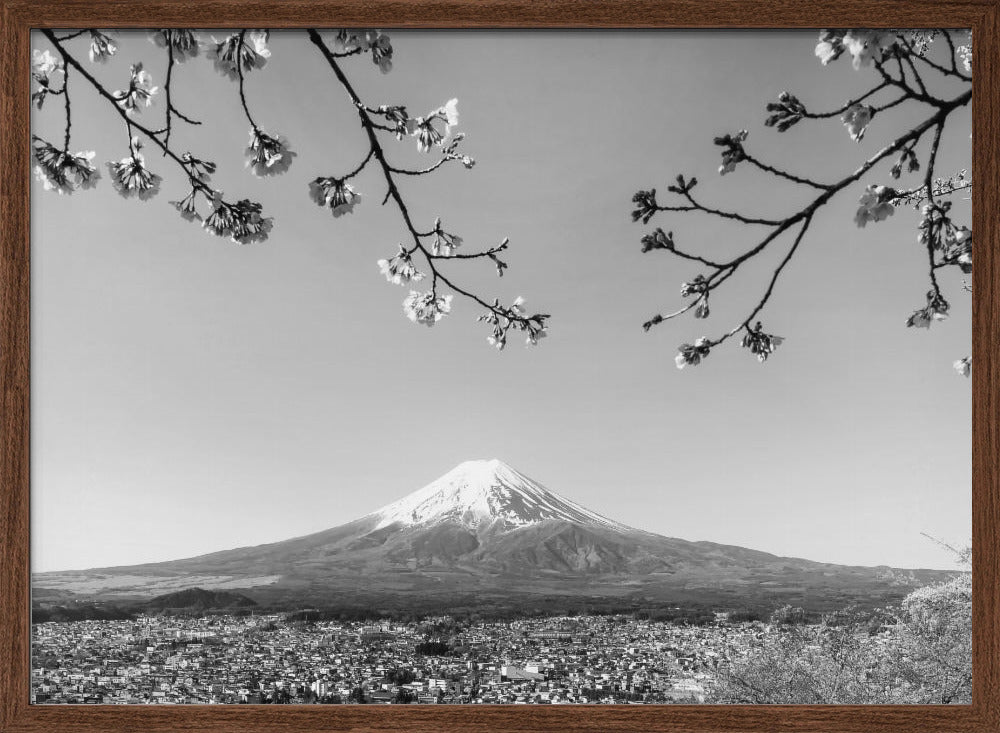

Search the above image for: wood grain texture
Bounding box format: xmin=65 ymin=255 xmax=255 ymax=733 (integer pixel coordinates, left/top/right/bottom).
xmin=2 ymin=2 xmax=998 ymax=731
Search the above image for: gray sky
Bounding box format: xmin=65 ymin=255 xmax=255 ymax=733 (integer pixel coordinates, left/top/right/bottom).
xmin=30 ymin=30 xmax=971 ymax=572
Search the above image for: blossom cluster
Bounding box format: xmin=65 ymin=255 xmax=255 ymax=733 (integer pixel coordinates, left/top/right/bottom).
xmin=841 ymin=104 xmax=874 ymax=142
xmin=31 ymin=49 xmax=63 ymax=109
xmin=906 ymin=290 xmax=950 ymax=329
xmin=483 ymin=237 xmax=511 ymax=277
xmin=202 ymin=196 xmax=273 ymax=244
xmin=956 ymin=43 xmax=972 ymax=74
xmin=171 ymin=189 xmax=202 ymax=222
xmin=148 ymin=30 xmax=201 ymax=61
xmin=245 ymin=129 xmax=295 ymax=177
xmin=106 ymin=138 xmax=161 ymax=200
xmin=332 ymin=29 xmax=394 ymax=73
xmin=31 ymin=136 xmax=99 ymax=195
xmin=363 ymin=100 xmax=467 ymax=156
xmin=764 ymin=92 xmax=806 ymax=132
xmin=715 ymin=130 xmax=749 ymax=175
xmin=741 ymin=322 xmax=784 ymax=363
xmin=182 ymin=152 xmax=218 ymax=183
xmin=113 ymin=63 xmax=159 ymax=116
xmin=208 ymin=31 xmax=270 ymax=80
xmin=430 ymin=219 xmax=463 ymax=256
xmin=815 ymin=30 xmax=899 ymax=70
xmin=377 ymin=246 xmax=425 ymax=285
xmin=679 ymin=275 xmax=711 ymax=320
xmin=889 ymin=148 xmax=920 ymax=180
xmin=680 ymin=274 xmax=709 ymax=299
xmin=478 ymin=297 xmax=548 ymax=349
xmin=370 ymin=105 xmax=411 ymax=140
xmin=88 ymin=31 xmax=117 ymax=64
xmin=403 ymin=290 xmax=453 ymax=326
xmin=675 ymin=338 xmax=711 ymax=369
xmin=630 ymin=189 xmax=659 ymax=225
xmin=640 ymin=227 xmax=674 ymax=253
xmin=854 ymin=185 xmax=896 ymax=227
xmin=440 ymin=133 xmax=476 ymax=169
xmin=918 ymin=202 xmax=971 ymax=273
xmin=408 ymin=99 xmax=459 ymax=153
xmin=309 ymin=177 xmax=362 ymax=218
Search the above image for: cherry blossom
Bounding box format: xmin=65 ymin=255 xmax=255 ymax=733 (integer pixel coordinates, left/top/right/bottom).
xmin=854 ymin=185 xmax=896 ymax=227
xmin=202 ymin=195 xmax=273 ymax=244
xmin=107 ymin=140 xmax=162 ymax=200
xmin=377 ymin=247 xmax=425 ymax=285
xmin=208 ymin=31 xmax=270 ymax=80
xmin=245 ymin=129 xmax=295 ymax=177
xmin=88 ymin=31 xmax=117 ymax=64
xmin=32 ymin=137 xmax=99 ymax=195
xmin=113 ymin=63 xmax=158 ymax=116
xmin=148 ymin=30 xmax=201 ymax=62
xmin=309 ymin=177 xmax=361 ymax=218
xmin=841 ymin=104 xmax=874 ymax=141
xmin=408 ymin=99 xmax=460 ymax=153
xmin=741 ymin=322 xmax=784 ymax=363
xmin=906 ymin=291 xmax=950 ymax=329
xmin=675 ymin=338 xmax=712 ymax=369
xmin=430 ymin=219 xmax=463 ymax=256
xmin=403 ymin=290 xmax=453 ymax=326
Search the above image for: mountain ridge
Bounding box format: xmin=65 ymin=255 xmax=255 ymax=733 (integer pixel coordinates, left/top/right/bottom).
xmin=32 ymin=459 xmax=958 ymax=611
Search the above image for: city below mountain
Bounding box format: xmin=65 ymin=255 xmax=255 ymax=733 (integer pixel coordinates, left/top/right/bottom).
xmin=33 ymin=459 xmax=955 ymax=615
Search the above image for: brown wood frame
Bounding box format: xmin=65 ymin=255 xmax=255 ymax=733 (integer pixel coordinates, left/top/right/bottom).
xmin=2 ymin=2 xmax=997 ymax=731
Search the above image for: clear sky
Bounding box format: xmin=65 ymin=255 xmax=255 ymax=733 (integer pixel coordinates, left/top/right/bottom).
xmin=30 ymin=30 xmax=971 ymax=572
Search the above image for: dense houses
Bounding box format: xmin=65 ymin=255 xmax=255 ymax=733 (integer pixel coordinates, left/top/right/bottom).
xmin=31 ymin=614 xmax=763 ymax=705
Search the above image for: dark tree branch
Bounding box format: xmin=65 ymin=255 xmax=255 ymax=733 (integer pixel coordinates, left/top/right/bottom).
xmin=636 ymin=53 xmax=970 ymax=361
xmin=43 ymin=29 xmax=214 ymax=197
xmin=742 ymin=152 xmax=832 ymax=190
xmin=306 ymin=29 xmax=541 ymax=330
xmin=235 ymin=31 xmax=261 ymax=134
xmin=162 ymin=36 xmax=202 ymax=152
xmin=801 ymin=81 xmax=890 ymax=119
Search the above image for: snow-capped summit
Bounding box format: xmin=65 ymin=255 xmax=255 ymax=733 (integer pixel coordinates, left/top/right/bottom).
xmin=369 ymin=458 xmax=630 ymax=532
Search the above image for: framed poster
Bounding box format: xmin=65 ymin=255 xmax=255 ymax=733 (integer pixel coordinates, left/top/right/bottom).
xmin=1 ymin=1 xmax=997 ymax=732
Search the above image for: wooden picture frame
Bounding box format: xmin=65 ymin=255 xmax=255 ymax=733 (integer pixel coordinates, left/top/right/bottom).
xmin=1 ymin=1 xmax=997 ymax=731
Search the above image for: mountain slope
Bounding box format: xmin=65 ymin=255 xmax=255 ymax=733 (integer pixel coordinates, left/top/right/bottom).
xmin=33 ymin=459 xmax=956 ymax=610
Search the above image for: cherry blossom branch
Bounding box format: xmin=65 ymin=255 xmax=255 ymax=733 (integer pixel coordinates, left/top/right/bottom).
xmin=633 ymin=31 xmax=970 ymax=369
xmin=341 ymin=147 xmax=376 ymax=181
xmin=42 ymin=30 xmax=212 ymax=196
xmin=799 ymin=81 xmax=891 ymax=119
xmin=60 ymin=62 xmax=72 ymax=151
xmin=41 ymin=30 xmax=272 ymax=244
xmin=874 ymin=56 xmax=948 ymax=108
xmin=643 ymin=184 xmax=784 ymax=226
xmin=235 ymin=31 xmax=261 ymax=134
xmin=710 ymin=215 xmax=812 ymax=350
xmin=33 ymin=28 xmax=543 ymax=344
xmin=162 ymin=36 xmax=202 ymax=150
xmin=306 ymin=29 xmax=547 ymax=345
xmin=54 ymin=30 xmax=88 ymax=43
xmin=923 ymin=122 xmax=946 ymax=300
xmin=902 ymin=33 xmax=970 ymax=82
xmin=742 ymin=152 xmax=832 ymax=190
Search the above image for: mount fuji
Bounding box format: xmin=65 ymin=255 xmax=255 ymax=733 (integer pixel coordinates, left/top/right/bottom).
xmin=33 ymin=459 xmax=953 ymax=612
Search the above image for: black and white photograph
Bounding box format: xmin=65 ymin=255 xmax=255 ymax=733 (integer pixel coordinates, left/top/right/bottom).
xmin=29 ymin=28 xmax=972 ymax=705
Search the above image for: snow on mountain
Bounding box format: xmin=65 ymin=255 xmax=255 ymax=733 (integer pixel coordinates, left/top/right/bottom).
xmin=369 ymin=458 xmax=631 ymax=532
